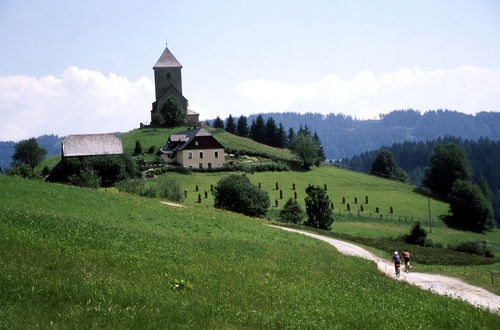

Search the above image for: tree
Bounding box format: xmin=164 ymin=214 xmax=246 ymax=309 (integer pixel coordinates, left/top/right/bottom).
xmin=214 ymin=174 xmax=270 ymax=217
xmin=213 ymin=116 xmax=224 ymax=129
xmin=304 ymin=185 xmax=333 ymax=229
xmin=446 ymin=179 xmax=494 ymax=232
xmin=404 ymin=222 xmax=428 ymax=246
xmin=286 ymin=127 xmax=295 ymax=147
xmin=423 ymin=143 xmax=472 ymax=196
xmin=225 ymin=115 xmax=236 ymax=134
xmin=277 ymin=123 xmax=287 ymax=148
xmin=370 ymin=150 xmax=397 ymax=178
xmin=265 ymin=117 xmax=279 ymax=146
xmin=250 ymin=115 xmax=266 ymax=144
xmin=159 ymin=96 xmax=186 ymax=127
xmin=313 ymin=132 xmax=325 ymax=165
xmin=289 ymin=132 xmax=321 ymax=170
xmin=279 ymin=198 xmax=304 ymax=223
xmin=236 ymin=115 xmax=249 ymax=137
xmin=151 ymin=113 xmax=165 ymax=127
xmin=11 ymin=138 xmax=47 ymax=168
xmin=134 ymin=140 xmax=143 ymax=156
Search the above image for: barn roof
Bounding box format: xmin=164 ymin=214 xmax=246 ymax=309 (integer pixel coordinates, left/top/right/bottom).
xmin=62 ymin=134 xmax=123 ymax=157
xmin=153 ymin=45 xmax=182 ymax=68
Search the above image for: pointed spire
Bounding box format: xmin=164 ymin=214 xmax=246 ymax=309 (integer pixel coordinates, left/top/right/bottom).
xmin=153 ymin=45 xmax=182 ymax=68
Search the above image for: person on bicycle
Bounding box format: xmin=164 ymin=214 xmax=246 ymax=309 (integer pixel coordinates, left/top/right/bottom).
xmin=393 ymin=251 xmax=401 ymax=276
xmin=403 ymin=249 xmax=411 ymax=272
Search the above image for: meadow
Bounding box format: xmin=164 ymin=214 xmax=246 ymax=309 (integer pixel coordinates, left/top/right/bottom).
xmin=1 ymin=175 xmax=499 ymax=328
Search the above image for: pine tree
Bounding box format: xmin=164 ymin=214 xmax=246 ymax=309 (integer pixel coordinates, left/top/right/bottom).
xmin=236 ymin=115 xmax=249 ymax=137
xmin=134 ymin=140 xmax=142 ymax=156
xmin=304 ymin=185 xmax=334 ymax=229
xmin=213 ymin=116 xmax=224 ymax=129
xmin=225 ymin=114 xmax=236 ymax=134
xmin=250 ymin=115 xmax=266 ymax=144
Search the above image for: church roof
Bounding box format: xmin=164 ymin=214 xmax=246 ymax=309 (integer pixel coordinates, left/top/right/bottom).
xmin=62 ymin=134 xmax=123 ymax=157
xmin=153 ymin=45 xmax=182 ymax=68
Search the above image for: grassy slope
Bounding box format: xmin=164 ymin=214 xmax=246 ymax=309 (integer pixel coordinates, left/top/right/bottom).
xmin=119 ymin=127 xmax=294 ymax=160
xmin=1 ymin=175 xmax=499 ymax=328
xmin=164 ymin=166 xmax=449 ymax=223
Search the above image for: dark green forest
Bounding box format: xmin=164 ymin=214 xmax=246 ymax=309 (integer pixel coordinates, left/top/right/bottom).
xmin=335 ymin=137 xmax=500 ymax=226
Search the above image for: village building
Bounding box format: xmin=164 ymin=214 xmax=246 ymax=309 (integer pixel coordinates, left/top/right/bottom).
xmin=151 ymin=44 xmax=199 ymax=125
xmin=160 ymin=128 xmax=225 ymax=169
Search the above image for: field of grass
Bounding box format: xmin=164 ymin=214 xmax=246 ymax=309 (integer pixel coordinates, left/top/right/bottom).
xmin=1 ymin=175 xmax=499 ymax=328
xmin=160 ymin=166 xmax=450 ymax=223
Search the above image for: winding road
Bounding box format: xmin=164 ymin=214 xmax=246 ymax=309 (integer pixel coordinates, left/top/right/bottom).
xmin=271 ymin=225 xmax=500 ymax=314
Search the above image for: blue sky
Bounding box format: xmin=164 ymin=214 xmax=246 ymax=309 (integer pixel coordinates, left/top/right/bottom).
xmin=1 ymin=0 xmax=499 ymax=140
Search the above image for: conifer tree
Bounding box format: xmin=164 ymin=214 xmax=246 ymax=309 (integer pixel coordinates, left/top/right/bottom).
xmin=236 ymin=115 xmax=249 ymax=137
xmin=225 ymin=114 xmax=236 ymax=134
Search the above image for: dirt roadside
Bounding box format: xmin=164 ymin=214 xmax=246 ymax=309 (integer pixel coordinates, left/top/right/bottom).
xmin=271 ymin=225 xmax=500 ymax=314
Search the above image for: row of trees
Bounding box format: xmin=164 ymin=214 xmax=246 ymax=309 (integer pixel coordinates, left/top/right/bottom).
xmin=212 ymin=114 xmax=325 ymax=169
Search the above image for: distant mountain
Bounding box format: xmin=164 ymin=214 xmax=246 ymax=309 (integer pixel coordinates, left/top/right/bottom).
xmin=0 ymin=135 xmax=64 ymax=170
xmin=245 ymin=109 xmax=500 ymax=159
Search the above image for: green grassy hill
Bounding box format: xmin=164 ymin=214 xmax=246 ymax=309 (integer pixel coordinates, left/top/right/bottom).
xmin=120 ymin=127 xmax=294 ymax=160
xmin=1 ymin=175 xmax=499 ymax=328
xmin=39 ymin=126 xmax=294 ymax=170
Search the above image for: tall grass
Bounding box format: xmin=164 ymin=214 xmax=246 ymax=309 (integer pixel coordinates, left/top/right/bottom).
xmin=1 ymin=175 xmax=499 ymax=328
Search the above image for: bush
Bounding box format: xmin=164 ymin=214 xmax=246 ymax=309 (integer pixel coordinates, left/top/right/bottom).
xmin=68 ymin=167 xmax=100 ymax=189
xmin=116 ymin=178 xmax=147 ymax=195
xmin=156 ymin=176 xmax=184 ymax=202
xmin=279 ymin=198 xmax=304 ymax=223
xmin=403 ymin=222 xmax=428 ymax=246
xmin=214 ymin=174 xmax=270 ymax=217
xmin=8 ymin=163 xmax=39 ymax=179
xmin=450 ymin=241 xmax=494 ymax=258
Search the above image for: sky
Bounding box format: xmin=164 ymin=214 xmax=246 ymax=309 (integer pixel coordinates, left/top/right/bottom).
xmin=1 ymin=0 xmax=500 ymax=141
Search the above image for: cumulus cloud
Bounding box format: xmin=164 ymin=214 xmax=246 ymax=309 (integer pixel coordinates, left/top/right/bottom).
xmin=0 ymin=67 xmax=154 ymax=141
xmin=235 ymin=66 xmax=500 ymax=119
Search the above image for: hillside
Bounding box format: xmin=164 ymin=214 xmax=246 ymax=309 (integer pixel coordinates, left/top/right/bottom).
xmin=119 ymin=127 xmax=294 ymax=160
xmin=1 ymin=175 xmax=499 ymax=328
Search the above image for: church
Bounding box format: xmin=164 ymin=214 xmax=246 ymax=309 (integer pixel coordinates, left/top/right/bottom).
xmin=150 ymin=44 xmax=199 ymax=126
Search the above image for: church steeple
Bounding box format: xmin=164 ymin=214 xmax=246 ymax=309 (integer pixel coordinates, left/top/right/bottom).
xmin=153 ymin=44 xmax=183 ymax=68
xmin=153 ymin=45 xmax=183 ymax=100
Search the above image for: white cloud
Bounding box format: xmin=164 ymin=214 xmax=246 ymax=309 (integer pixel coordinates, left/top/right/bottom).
xmin=235 ymin=66 xmax=500 ymax=119
xmin=0 ymin=67 xmax=154 ymax=141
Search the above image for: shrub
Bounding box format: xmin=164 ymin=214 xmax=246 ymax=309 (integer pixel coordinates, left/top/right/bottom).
xmin=403 ymin=222 xmax=428 ymax=246
xmin=450 ymin=241 xmax=494 ymax=258
xmin=8 ymin=163 xmax=39 ymax=179
xmin=279 ymin=198 xmax=304 ymax=223
xmin=156 ymin=176 xmax=184 ymax=202
xmin=116 ymin=178 xmax=147 ymax=195
xmin=214 ymin=174 xmax=270 ymax=217
xmin=68 ymin=167 xmax=100 ymax=189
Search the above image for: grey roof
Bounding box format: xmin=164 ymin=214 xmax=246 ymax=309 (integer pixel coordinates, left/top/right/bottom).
xmin=62 ymin=134 xmax=123 ymax=157
xmin=162 ymin=128 xmax=214 ymax=153
xmin=153 ymin=45 xmax=182 ymax=68
xmin=187 ymin=108 xmax=199 ymax=115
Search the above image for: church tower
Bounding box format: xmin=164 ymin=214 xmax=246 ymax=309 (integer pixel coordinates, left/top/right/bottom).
xmin=151 ymin=44 xmax=199 ymax=126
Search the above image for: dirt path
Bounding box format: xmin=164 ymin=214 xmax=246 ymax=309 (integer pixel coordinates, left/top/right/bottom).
xmin=271 ymin=225 xmax=500 ymax=314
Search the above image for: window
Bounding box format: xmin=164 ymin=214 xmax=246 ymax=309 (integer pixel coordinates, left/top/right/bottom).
xmin=195 ymin=141 xmax=199 ymax=146
xmin=188 ymin=152 xmax=193 ymax=159
xmin=189 ymin=165 xmax=192 ymax=169
xmin=167 ymin=73 xmax=171 ymax=79
xmin=199 ymin=152 xmax=204 ymax=159
xmin=208 ymin=163 xmax=212 ymax=169
xmin=214 ymin=151 xmax=219 ymax=158
xmin=199 ymin=163 xmax=203 ymax=169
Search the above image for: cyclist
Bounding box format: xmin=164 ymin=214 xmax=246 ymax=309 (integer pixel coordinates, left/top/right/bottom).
xmin=403 ymin=249 xmax=411 ymax=272
xmin=393 ymin=251 xmax=401 ymax=276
